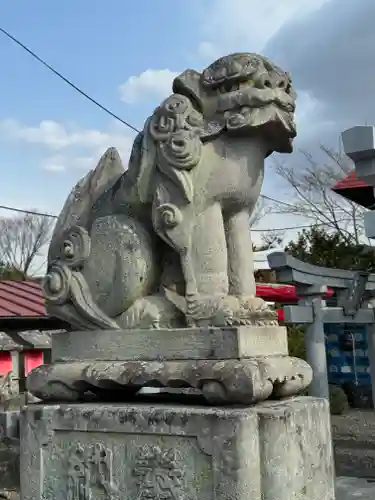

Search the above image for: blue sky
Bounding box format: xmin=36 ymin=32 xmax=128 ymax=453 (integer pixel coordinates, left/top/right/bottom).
xmin=0 ymin=0 xmax=208 ymax=212
xmin=0 ymin=0 xmax=369 ymax=238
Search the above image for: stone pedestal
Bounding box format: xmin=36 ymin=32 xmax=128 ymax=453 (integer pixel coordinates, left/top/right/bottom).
xmin=26 ymin=326 xmax=312 ymax=405
xmin=20 ymin=397 xmax=335 ymax=500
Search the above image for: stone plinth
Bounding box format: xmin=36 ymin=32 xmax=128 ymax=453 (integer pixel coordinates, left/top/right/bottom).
xmin=51 ymin=325 xmax=289 ymax=361
xmin=20 ymin=397 xmax=335 ymax=500
xmin=26 ymin=326 xmax=312 ymax=405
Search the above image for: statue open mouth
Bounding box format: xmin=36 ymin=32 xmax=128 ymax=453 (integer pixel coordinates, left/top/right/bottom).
xmin=216 ymin=84 xmax=297 ymax=152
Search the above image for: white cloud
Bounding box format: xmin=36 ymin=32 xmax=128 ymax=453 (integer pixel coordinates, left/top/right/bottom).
xmin=70 ymin=155 xmax=97 ymax=170
xmin=41 ymin=154 xmax=97 ymax=173
xmin=193 ymin=0 xmax=336 ymax=148
xmin=197 ymin=0 xmax=331 ymax=58
xmin=42 ymin=155 xmax=66 ymax=172
xmin=0 ymin=119 xmax=133 ymax=153
xmin=0 ymin=119 xmax=136 ymax=173
xmin=119 ymin=69 xmax=179 ymax=105
xmin=197 ymin=41 xmax=219 ymax=60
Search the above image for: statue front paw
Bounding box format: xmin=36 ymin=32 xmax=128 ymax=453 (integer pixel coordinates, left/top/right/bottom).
xmin=229 ymin=296 xmax=278 ymax=326
xmin=186 ymin=294 xmax=236 ymax=327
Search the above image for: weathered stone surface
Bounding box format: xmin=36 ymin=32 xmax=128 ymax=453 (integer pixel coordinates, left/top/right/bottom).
xmin=42 ymin=52 xmax=297 ymax=330
xmin=29 ymin=325 xmax=311 ymax=404
xmin=0 ymin=412 xmax=19 ymax=441
xmin=20 ymin=397 xmax=334 ymax=500
xmin=0 ymin=412 xmax=20 ymax=493
xmin=27 ymin=355 xmax=312 ymax=404
xmin=52 ymin=325 xmax=289 ymax=362
xmin=0 ymin=374 xmax=19 ymax=406
xmin=0 ymin=445 xmax=19 ymax=493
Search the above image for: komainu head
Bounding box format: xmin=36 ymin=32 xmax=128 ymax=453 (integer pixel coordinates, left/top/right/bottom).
xmin=173 ymin=52 xmax=297 ymax=154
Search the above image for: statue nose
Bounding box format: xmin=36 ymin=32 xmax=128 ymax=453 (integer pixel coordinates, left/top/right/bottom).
xmin=275 ymin=77 xmax=289 ymax=90
xmin=258 ymin=73 xmax=290 ymax=90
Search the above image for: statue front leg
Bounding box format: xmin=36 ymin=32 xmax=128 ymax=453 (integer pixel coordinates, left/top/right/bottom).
xmin=153 ymin=200 xmax=235 ymax=326
xmin=224 ymin=209 xmax=278 ymax=325
xmin=225 ymin=210 xmax=256 ymax=297
xmin=183 ymin=202 xmax=236 ymax=326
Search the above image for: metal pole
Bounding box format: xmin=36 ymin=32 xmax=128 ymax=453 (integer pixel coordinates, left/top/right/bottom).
xmin=305 ymin=297 xmax=330 ymax=400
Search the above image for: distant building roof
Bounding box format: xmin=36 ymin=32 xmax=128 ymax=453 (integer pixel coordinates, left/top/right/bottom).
xmin=332 ymin=171 xmax=374 ymax=208
xmin=0 ymin=280 xmax=47 ymax=318
xmin=0 ymin=280 xmax=66 ymax=332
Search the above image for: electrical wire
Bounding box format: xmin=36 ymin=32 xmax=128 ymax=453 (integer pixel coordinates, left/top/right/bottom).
xmin=252 ymin=222 xmax=320 ymax=232
xmin=0 ymin=26 xmax=141 ymax=133
xmin=260 ymin=194 xmax=296 ymax=209
xmin=0 ymin=204 xmax=342 ymax=233
xmin=0 ymin=205 xmax=57 ymax=218
xmin=0 ymin=27 xmax=350 ymax=234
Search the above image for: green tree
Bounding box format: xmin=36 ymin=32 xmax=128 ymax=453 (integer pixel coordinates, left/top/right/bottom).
xmin=285 ymin=225 xmax=375 ymax=271
xmin=284 ymin=226 xmax=375 ymax=363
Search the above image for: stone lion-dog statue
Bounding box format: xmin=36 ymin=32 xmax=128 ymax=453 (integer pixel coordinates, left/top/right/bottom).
xmin=43 ymin=52 xmax=296 ymax=330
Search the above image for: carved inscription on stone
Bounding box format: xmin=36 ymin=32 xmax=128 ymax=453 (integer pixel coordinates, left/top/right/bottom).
xmin=132 ymin=444 xmax=185 ymax=500
xmin=67 ymin=443 xmax=118 ymax=499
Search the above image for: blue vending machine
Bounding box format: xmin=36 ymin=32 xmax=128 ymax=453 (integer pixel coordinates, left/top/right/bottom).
xmin=325 ymin=323 xmax=373 ymax=408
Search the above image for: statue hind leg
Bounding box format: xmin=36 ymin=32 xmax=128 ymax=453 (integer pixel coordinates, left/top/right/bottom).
xmin=44 ymin=213 xmax=161 ymax=330
xmin=82 ymin=214 xmax=159 ymax=318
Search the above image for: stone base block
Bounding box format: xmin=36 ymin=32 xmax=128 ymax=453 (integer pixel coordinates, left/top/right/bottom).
xmin=51 ymin=325 xmax=289 ymax=362
xmin=20 ymin=397 xmax=335 ymax=500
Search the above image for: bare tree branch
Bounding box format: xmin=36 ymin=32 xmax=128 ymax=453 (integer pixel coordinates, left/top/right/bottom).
xmin=271 ymin=145 xmax=366 ymax=244
xmin=259 ymin=230 xmax=284 ymax=250
xmin=249 ymin=197 xmax=267 ymax=228
xmin=0 ymin=211 xmax=54 ymax=278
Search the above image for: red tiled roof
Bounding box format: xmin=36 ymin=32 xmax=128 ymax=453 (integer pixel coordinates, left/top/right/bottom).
xmin=0 ymin=280 xmax=47 ymax=318
xmin=332 ymin=171 xmax=370 ymax=191
xmin=332 ymin=171 xmax=374 ymax=208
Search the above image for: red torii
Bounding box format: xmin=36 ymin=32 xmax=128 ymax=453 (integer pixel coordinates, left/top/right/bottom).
xmin=255 ymin=283 xmax=334 ymax=321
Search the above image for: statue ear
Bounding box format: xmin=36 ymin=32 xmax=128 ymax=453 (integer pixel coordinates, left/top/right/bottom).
xmin=172 ymin=70 xmax=203 ymax=112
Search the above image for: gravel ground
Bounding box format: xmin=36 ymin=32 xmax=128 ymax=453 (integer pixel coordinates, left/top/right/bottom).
xmin=331 ymin=409 xmax=375 ymax=479
xmin=336 ymin=477 xmax=375 ymax=499
xmin=331 ymin=409 xmax=375 ymax=437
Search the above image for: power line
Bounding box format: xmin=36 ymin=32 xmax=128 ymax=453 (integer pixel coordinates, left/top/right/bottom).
xmin=0 ymin=205 xmax=57 ymax=219
xmin=0 ymin=26 xmax=141 ymax=134
xmin=0 ymin=27 xmax=351 ymax=234
xmin=0 ymin=204 xmax=343 ymax=233
xmin=252 ymin=222 xmax=321 ymax=232
xmin=260 ymin=194 xmax=296 ymax=209
xmin=0 ymin=26 xmax=328 ymax=217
